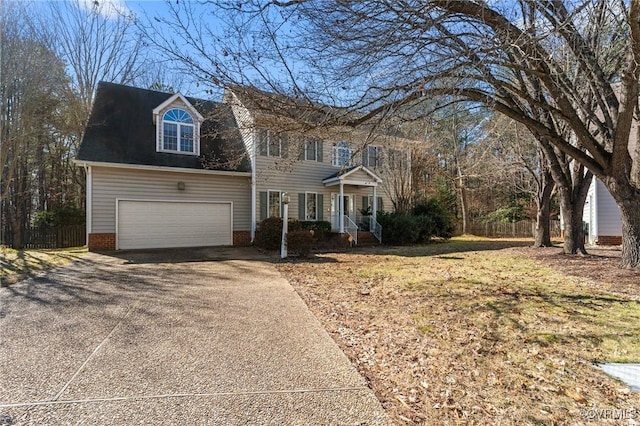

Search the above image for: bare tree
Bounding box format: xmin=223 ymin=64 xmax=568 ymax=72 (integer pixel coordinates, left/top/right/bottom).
xmin=484 ymin=115 xmax=557 ymax=247
xmin=43 ymin=0 xmax=146 ymax=111
xmin=148 ymin=0 xmax=640 ymax=267
xmin=1 ymin=2 xmax=69 ymax=247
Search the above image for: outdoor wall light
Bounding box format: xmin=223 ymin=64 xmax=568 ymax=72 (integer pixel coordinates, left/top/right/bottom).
xmin=177 ymin=181 xmax=186 ymax=190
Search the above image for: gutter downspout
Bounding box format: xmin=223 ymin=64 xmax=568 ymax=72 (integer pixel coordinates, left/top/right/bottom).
xmin=250 ymin=134 xmax=257 ymax=243
xmin=84 ymin=163 xmax=92 ymax=247
xmin=593 ymin=178 xmax=599 ymax=245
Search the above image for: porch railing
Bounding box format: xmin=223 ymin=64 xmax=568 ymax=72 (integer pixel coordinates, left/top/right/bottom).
xmin=344 ymin=215 xmax=358 ymax=245
xmin=370 ymin=218 xmax=382 ymax=243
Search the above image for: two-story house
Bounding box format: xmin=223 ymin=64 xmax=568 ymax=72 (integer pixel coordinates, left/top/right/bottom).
xmin=76 ymin=82 xmax=411 ymax=251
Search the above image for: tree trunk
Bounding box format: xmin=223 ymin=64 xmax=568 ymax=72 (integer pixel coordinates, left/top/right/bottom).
xmin=619 ymin=203 xmax=640 ymax=269
xmin=8 ymin=204 xmax=23 ymax=250
xmin=533 ymin=169 xmax=554 ymax=247
xmin=604 ymin=179 xmax=640 ymax=269
xmin=559 ymin=194 xmax=586 ymax=254
xmin=457 ymin=164 xmax=468 ymax=234
xmin=535 ymin=138 xmax=591 ymax=255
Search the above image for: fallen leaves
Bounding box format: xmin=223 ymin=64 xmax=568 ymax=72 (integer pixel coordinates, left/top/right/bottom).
xmin=278 ymin=240 xmax=640 ymax=425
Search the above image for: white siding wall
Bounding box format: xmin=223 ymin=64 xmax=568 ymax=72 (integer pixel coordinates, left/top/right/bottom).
xmin=584 ymin=181 xmax=597 ymax=244
xmin=224 ymin=92 xmax=255 ymax=159
xmin=254 ymin=140 xmax=395 ymax=222
xmin=91 ymin=166 xmax=251 ymax=233
xmin=595 ymin=178 xmax=622 ymax=237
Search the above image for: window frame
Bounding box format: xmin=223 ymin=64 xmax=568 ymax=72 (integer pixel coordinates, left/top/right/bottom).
xmin=258 ymin=130 xmax=284 ymax=157
xmin=363 ymin=145 xmax=380 ymax=168
xmin=305 ymin=192 xmax=318 ymax=221
xmin=305 ymin=138 xmax=318 ymax=161
xmin=159 ymin=108 xmax=198 ymax=155
xmin=332 ymin=141 xmax=353 ymax=167
xmin=388 ymin=148 xmax=408 ymax=170
xmin=267 ymin=190 xmax=282 ymax=218
xmin=268 ymin=131 xmax=282 ymax=157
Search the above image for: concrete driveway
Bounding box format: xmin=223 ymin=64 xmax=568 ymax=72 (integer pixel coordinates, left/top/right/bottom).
xmin=0 ymin=248 xmax=389 ymax=425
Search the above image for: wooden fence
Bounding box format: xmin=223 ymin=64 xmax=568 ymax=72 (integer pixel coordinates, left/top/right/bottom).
xmin=457 ymin=220 xmax=561 ymax=238
xmin=2 ymin=225 xmax=86 ymax=249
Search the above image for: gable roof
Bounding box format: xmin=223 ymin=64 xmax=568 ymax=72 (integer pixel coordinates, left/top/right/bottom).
xmin=152 ymin=92 xmax=204 ymax=122
xmin=322 ymin=165 xmax=382 ymax=186
xmin=77 ymin=82 xmax=250 ymax=173
xmin=226 ymin=85 xmax=410 ymax=140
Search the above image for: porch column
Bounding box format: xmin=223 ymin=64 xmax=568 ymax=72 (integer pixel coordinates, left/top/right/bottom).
xmin=339 ymin=182 xmax=344 ymax=233
xmin=372 ymin=185 xmax=377 ymax=227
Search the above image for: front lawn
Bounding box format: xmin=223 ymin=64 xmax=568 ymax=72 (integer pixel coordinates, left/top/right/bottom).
xmin=277 ymin=237 xmax=640 ymax=424
xmin=0 ymin=246 xmax=86 ymax=286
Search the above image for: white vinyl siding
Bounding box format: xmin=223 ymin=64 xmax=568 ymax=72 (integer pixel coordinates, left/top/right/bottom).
xmin=254 ymin=141 xmax=395 ymax=225
xmin=117 ymin=200 xmax=232 ymax=249
xmin=90 ymin=166 xmax=250 ymax=234
xmin=595 ymin=179 xmax=622 ymax=237
xmin=582 ymin=178 xmax=623 ymax=243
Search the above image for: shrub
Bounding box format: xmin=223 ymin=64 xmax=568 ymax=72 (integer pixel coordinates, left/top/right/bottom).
xmin=255 ymin=218 xmax=331 ymax=251
xmin=33 ymin=206 xmax=85 ymax=228
xmin=287 ymin=230 xmax=314 ymax=257
xmin=298 ymin=220 xmax=332 ymax=240
xmin=482 ymin=206 xmax=528 ymax=223
xmin=255 ymin=217 xmax=284 ymax=250
xmin=412 ymin=199 xmax=456 ymax=238
xmin=377 ymin=199 xmax=456 ymax=245
xmin=378 ymin=212 xmax=419 ymax=245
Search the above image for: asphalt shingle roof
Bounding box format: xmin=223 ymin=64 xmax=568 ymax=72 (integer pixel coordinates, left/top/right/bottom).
xmin=77 ymin=82 xmax=250 ymax=172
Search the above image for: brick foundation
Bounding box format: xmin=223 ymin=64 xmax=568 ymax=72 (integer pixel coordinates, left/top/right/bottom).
xmin=597 ymin=235 xmax=622 ymax=246
xmin=233 ymin=231 xmax=252 ymax=246
xmin=88 ymin=233 xmax=116 ymax=251
xmin=89 ymin=231 xmax=251 ymax=250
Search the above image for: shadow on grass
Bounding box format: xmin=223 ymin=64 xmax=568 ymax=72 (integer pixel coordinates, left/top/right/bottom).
xmin=287 ymin=237 xmax=535 ymax=263
xmin=450 ymin=284 xmax=640 ymax=359
xmin=371 ymin=238 xmax=536 ymax=258
xmin=93 ymin=238 xmax=535 ymax=266
xmin=1 ymin=251 xmax=60 ymax=286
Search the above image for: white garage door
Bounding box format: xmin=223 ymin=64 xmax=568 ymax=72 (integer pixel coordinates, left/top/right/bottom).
xmin=117 ymin=200 xmax=232 ymax=250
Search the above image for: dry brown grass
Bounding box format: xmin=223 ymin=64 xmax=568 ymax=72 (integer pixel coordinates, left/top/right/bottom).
xmin=277 ymin=237 xmax=640 ymax=425
xmin=0 ymin=246 xmax=86 ymax=286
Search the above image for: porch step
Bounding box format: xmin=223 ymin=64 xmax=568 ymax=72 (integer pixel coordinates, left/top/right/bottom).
xmin=357 ymin=231 xmax=380 ymax=246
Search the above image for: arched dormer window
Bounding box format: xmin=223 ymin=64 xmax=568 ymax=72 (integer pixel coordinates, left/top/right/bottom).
xmin=161 ymin=108 xmax=195 ymax=154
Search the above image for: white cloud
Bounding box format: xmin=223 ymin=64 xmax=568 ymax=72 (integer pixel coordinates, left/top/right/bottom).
xmin=77 ymin=0 xmax=132 ymax=19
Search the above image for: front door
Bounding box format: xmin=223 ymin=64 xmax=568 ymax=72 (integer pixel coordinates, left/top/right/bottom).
xmin=330 ymin=193 xmax=355 ymax=230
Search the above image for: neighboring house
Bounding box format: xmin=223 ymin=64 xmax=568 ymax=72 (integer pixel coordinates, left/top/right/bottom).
xmin=583 ymin=178 xmax=622 ymax=245
xmin=77 ymin=82 xmax=411 ymax=251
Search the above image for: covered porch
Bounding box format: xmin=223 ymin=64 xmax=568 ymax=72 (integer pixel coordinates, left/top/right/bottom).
xmin=322 ymin=165 xmax=383 ymax=243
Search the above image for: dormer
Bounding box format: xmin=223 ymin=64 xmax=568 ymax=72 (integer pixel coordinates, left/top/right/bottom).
xmin=153 ymin=93 xmax=204 ymax=156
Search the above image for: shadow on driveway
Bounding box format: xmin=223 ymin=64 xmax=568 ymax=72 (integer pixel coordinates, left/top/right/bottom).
xmin=98 ymin=246 xmax=274 ymax=264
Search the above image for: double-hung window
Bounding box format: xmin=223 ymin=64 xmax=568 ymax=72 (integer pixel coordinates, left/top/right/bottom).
xmin=388 ymin=148 xmax=407 ymax=170
xmin=268 ymin=190 xmax=282 ymax=218
xmin=363 ymin=145 xmax=380 ymax=168
xmin=258 ymin=130 xmax=285 ymax=157
xmin=332 ymin=141 xmax=352 ymax=167
xmin=305 ymin=192 xmax=317 ymax=221
xmin=162 ymin=108 xmax=195 ymax=154
xmin=305 ymin=138 xmax=318 ymax=161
